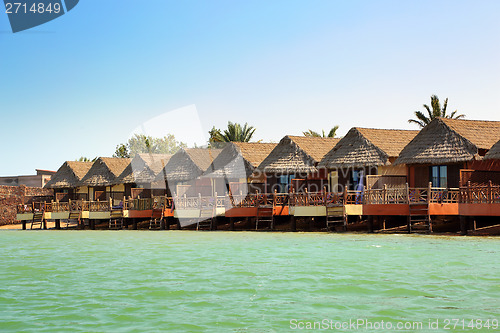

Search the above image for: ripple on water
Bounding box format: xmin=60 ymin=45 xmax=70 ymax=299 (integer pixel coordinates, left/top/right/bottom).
xmin=0 ymin=231 xmax=498 ymax=332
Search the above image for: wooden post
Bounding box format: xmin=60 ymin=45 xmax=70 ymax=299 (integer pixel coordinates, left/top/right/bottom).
xmin=367 ymin=216 xmax=373 ymax=233
xmin=22 ymin=221 xmax=26 ymax=230
xmin=428 ymin=182 xmax=432 ymax=204
xmin=460 ymin=216 xmax=468 ymax=235
xmin=291 ymin=215 xmax=296 ymax=232
xmin=230 ymin=217 xmax=235 ymax=231
xmin=90 ymin=220 xmax=95 ymax=230
xmin=382 ymin=217 xmax=386 ymax=230
xmin=488 ymin=180 xmax=493 ymax=203
xmin=132 ymin=218 xmax=138 ymax=230
xmin=160 ymin=218 xmax=165 ymax=230
xmin=55 ymin=219 xmax=61 ymax=230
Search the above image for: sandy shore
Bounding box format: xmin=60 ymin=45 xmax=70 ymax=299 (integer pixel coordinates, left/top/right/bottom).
xmin=0 ymin=222 xmax=58 ymax=230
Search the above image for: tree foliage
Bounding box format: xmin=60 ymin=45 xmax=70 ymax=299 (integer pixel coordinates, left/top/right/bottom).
xmin=76 ymin=156 xmax=97 ymax=162
xmin=408 ymin=95 xmax=465 ymax=128
xmin=209 ymin=122 xmax=256 ymax=148
xmin=113 ymin=134 xmax=187 ymax=158
xmin=303 ymin=126 xmax=339 ymax=138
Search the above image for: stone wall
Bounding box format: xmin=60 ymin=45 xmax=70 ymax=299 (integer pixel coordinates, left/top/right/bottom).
xmin=0 ymin=185 xmax=53 ymax=225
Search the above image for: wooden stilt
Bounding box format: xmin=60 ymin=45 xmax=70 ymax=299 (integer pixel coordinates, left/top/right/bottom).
xmin=22 ymin=221 xmax=26 ymax=230
xmin=55 ymin=219 xmax=61 ymax=230
xmin=160 ymin=218 xmax=165 ymax=230
xmin=291 ymin=215 xmax=296 ymax=232
xmin=460 ymin=216 xmax=468 ymax=235
xmin=230 ymin=217 xmax=235 ymax=231
xmin=368 ymin=216 xmax=373 ymax=233
xmin=132 ymin=219 xmax=138 ymax=230
xmin=90 ymin=220 xmax=96 ymax=230
xmin=43 ymin=220 xmax=47 ymax=230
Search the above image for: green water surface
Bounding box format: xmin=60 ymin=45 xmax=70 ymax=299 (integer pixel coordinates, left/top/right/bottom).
xmin=0 ymin=231 xmax=498 ymax=332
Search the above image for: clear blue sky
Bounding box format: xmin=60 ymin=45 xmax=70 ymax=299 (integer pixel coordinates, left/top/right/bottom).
xmin=1 ymin=0 xmax=500 ymax=176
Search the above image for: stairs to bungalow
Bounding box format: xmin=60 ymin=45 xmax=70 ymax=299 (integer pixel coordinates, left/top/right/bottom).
xmin=197 ymin=206 xmax=215 ymax=231
xmin=109 ymin=209 xmax=123 ymax=230
xmin=408 ymin=203 xmax=431 ymax=233
xmin=149 ymin=208 xmax=164 ymax=230
xmin=256 ymin=206 xmax=274 ymax=230
xmin=66 ymin=209 xmax=81 ymax=229
xmin=30 ymin=210 xmax=45 ymax=230
xmin=326 ymin=206 xmax=346 ymax=232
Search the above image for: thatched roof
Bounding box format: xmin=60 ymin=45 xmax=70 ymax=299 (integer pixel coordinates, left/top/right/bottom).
xmin=257 ymin=135 xmax=339 ymax=173
xmin=44 ymin=161 xmax=93 ymax=189
xmin=395 ymin=118 xmax=500 ymax=165
xmin=79 ymin=157 xmax=131 ymax=187
xmin=319 ymin=128 xmax=419 ymax=168
xmin=204 ymin=142 xmax=277 ymax=178
xmin=485 ymin=140 xmax=500 ymax=160
xmin=114 ymin=153 xmax=172 ymax=185
xmin=156 ymin=148 xmax=222 ymax=182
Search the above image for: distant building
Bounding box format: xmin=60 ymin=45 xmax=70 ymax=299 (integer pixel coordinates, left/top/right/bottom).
xmin=0 ymin=169 xmax=56 ymax=188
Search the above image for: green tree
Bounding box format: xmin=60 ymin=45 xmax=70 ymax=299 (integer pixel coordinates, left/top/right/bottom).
xmin=113 ymin=134 xmax=187 ymax=158
xmin=209 ymin=122 xmax=256 ymax=148
xmin=303 ymin=126 xmax=339 ymax=138
xmin=76 ymin=156 xmax=97 ymax=162
xmin=408 ymin=95 xmax=465 ymax=128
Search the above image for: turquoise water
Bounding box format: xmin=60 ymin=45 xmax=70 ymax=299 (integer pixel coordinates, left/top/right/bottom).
xmin=0 ymin=231 xmax=498 ymax=332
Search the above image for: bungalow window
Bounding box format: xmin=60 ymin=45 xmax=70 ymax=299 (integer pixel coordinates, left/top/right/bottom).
xmin=431 ymin=166 xmax=447 ymax=188
xmin=279 ymin=174 xmax=294 ymax=193
xmin=350 ymin=170 xmax=365 ymax=191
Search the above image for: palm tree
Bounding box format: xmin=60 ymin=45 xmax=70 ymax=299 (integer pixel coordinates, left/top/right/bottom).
xmin=303 ymin=126 xmax=339 ymax=138
xmin=209 ymin=122 xmax=256 ymax=147
xmin=408 ymin=95 xmax=465 ymax=128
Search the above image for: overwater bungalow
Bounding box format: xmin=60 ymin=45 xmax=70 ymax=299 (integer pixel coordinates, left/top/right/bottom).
xmin=203 ymin=142 xmax=277 ymax=195
xmin=155 ymin=148 xmax=222 ymax=197
xmin=395 ymin=118 xmax=500 ymax=187
xmin=78 ymin=157 xmax=132 ymax=204
xmin=319 ymin=127 xmax=419 ymax=192
xmin=114 ymin=153 xmax=172 ymax=199
xmin=316 ymin=128 xmax=418 ymax=229
xmin=257 ymin=135 xmax=339 ymax=193
xmin=394 ymin=118 xmax=500 ymax=232
xmin=44 ymin=161 xmax=93 ymax=201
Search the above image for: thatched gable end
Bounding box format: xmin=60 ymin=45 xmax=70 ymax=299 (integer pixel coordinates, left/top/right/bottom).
xmin=45 ymin=161 xmax=93 ymax=189
xmin=319 ymin=128 xmax=418 ymax=168
xmin=485 ymin=140 xmax=500 ymax=160
xmin=395 ymin=118 xmax=500 ymax=165
xmin=257 ymin=136 xmax=338 ymax=174
xmin=79 ymin=157 xmax=131 ymax=187
xmin=115 ymin=153 xmax=172 ymax=185
xmin=156 ymin=148 xmax=222 ymax=182
xmin=205 ymin=142 xmax=277 ymax=178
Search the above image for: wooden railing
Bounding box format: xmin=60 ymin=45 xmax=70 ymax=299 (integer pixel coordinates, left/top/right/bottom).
xmin=430 ymin=188 xmax=460 ymax=203
xmin=89 ymin=201 xmax=111 ymax=212
xmin=345 ymin=190 xmax=364 ymax=204
xmin=23 ymin=183 xmax=498 ymax=217
xmin=408 ymin=187 xmax=429 ymax=204
xmin=460 ymin=182 xmax=500 ymax=204
xmin=365 ymin=187 xmax=407 ymax=204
